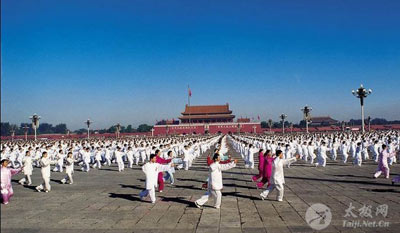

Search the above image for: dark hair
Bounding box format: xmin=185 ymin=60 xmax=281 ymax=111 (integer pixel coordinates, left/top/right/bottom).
xmin=382 ymin=144 xmax=387 ymax=150
xmin=212 ymin=153 xmax=220 ymax=161
xmin=155 ymin=149 xmax=160 ymax=155
xmin=276 ymin=150 xmax=283 ymax=156
xmin=168 ymin=151 xmax=172 ymax=156
xmin=150 ymin=154 xmax=157 ymax=160
xmin=259 ymin=149 xmax=264 ymax=153
xmin=1 ymin=159 xmax=9 ymax=165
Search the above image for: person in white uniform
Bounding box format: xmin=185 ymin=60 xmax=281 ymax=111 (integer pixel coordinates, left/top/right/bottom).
xmin=139 ymin=154 xmax=173 ymax=203
xmin=260 ymin=150 xmax=300 ymax=202
xmin=195 ymin=153 xmax=237 ymax=209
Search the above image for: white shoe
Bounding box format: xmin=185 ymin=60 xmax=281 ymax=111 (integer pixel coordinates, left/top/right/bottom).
xmin=277 ymin=199 xmax=283 ymax=202
xmin=260 ymin=193 xmax=267 ymax=200
xmin=194 ymin=201 xmax=202 ymax=209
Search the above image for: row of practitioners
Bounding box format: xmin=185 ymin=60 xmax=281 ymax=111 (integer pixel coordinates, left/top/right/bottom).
xmin=1 ymin=135 xmax=221 ymax=205
xmin=232 ymin=132 xmax=399 ymax=168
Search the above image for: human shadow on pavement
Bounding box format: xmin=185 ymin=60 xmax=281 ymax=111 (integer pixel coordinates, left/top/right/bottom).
xmin=50 ymin=179 xmax=63 ymax=184
xmin=161 ymin=197 xmax=196 ymax=206
xmin=173 ymin=184 xmax=203 ymax=190
xmin=223 ymin=191 xmax=259 ymax=200
xmin=109 ymin=193 xmax=141 ymax=201
xmin=120 ymin=184 xmax=144 ymax=190
xmin=223 ymin=183 xmax=257 ymax=189
xmin=286 ymin=176 xmax=395 ymax=187
xmin=362 ymin=188 xmax=400 ymax=193
xmin=177 ymin=178 xmax=204 ymax=183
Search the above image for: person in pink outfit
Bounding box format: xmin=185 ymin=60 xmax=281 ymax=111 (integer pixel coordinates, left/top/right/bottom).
xmin=252 ymin=149 xmax=265 ymax=183
xmin=257 ymin=150 xmax=274 ymax=189
xmin=155 ymin=149 xmax=172 ymax=192
xmin=374 ymin=144 xmax=397 ymax=179
xmin=1 ymin=159 xmax=23 ymax=205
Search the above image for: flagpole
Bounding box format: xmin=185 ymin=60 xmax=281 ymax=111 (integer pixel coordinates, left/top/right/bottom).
xmin=188 ymin=85 xmax=191 ymax=135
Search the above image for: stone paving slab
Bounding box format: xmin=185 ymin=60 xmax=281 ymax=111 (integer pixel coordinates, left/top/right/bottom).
xmin=1 ymin=142 xmax=400 ymax=233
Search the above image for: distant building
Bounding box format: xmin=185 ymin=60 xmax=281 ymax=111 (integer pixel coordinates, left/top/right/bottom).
xmin=179 ymin=104 xmax=235 ymax=124
xmin=153 ymin=103 xmax=260 ymax=135
xmin=156 ymin=119 xmax=179 ymax=125
xmin=237 ymin=117 xmax=251 ymax=123
xmin=310 ymin=116 xmax=338 ymax=126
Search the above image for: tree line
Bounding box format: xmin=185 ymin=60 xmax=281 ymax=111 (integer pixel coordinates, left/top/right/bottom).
xmin=260 ymin=118 xmax=400 ymax=128
xmin=0 ymin=122 xmax=153 ymax=136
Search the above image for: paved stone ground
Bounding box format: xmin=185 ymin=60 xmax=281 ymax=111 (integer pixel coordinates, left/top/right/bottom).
xmin=1 ymin=142 xmax=400 ymax=233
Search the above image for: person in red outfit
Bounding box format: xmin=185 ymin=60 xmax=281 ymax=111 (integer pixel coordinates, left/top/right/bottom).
xmin=155 ymin=149 xmax=171 ymax=192
xmin=257 ymin=150 xmax=274 ymax=189
xmin=252 ymin=149 xmax=265 ymax=182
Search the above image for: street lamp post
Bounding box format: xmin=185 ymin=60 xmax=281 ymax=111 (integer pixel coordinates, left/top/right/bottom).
xmin=280 ymin=114 xmax=287 ymax=134
xmin=253 ymin=125 xmax=257 ymax=134
xmin=10 ymin=128 xmax=15 ymax=141
xmin=29 ymin=114 xmax=41 ymax=141
xmin=85 ymin=119 xmax=92 ymax=139
xmin=341 ymin=121 xmax=346 ymax=132
xmin=115 ymin=123 xmax=121 ymax=138
xmin=367 ymin=116 xmax=371 ymax=132
xmin=352 ymin=84 xmax=372 ymax=133
xmin=22 ymin=124 xmax=29 ymax=141
xmin=290 ymin=123 xmax=293 ymax=133
xmin=301 ymin=105 xmax=312 ymax=133
xmin=151 ymin=128 xmax=155 ymax=137
xmin=268 ymin=119 xmax=273 ymax=132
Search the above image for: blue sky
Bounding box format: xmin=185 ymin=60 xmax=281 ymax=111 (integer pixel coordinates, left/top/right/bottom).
xmin=2 ymin=0 xmax=400 ymax=130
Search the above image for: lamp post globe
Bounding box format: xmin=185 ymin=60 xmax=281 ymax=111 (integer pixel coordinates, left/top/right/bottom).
xmin=301 ymin=105 xmax=312 ymax=133
xmin=85 ymin=119 xmax=92 ymax=139
xmin=116 ymin=123 xmax=121 ymax=138
xmin=29 ymin=114 xmax=41 ymax=141
xmin=280 ymin=114 xmax=287 ymax=134
xmin=352 ymin=84 xmax=372 ymax=133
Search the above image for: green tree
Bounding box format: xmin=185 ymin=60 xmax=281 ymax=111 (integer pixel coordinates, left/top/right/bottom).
xmin=54 ymin=124 xmax=68 ymax=134
xmin=137 ymin=124 xmax=152 ymax=132
xmin=260 ymin=121 xmax=268 ymax=128
xmin=1 ymin=122 xmax=11 ymax=136
xmin=126 ymin=125 xmax=134 ymax=133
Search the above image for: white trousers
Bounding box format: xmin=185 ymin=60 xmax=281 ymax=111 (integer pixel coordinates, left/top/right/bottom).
xmin=117 ymin=160 xmax=124 ymax=171
xmin=261 ymin=183 xmax=284 ymax=201
xmin=19 ymin=175 xmax=32 ymax=185
xmin=37 ymin=177 xmax=51 ymax=191
xmin=140 ymin=188 xmax=156 ymax=203
xmin=127 ymin=156 xmax=133 ymax=168
xmin=134 ymin=156 xmax=140 ymax=165
xmin=62 ymin=172 xmax=73 ymax=184
xmin=196 ymin=189 xmax=222 ymax=208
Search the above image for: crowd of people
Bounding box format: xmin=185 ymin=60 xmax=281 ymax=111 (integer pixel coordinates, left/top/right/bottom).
xmin=0 ymin=134 xmax=219 ymax=204
xmin=229 ymin=130 xmax=400 ymax=201
xmin=1 ymin=130 xmax=399 ymax=207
